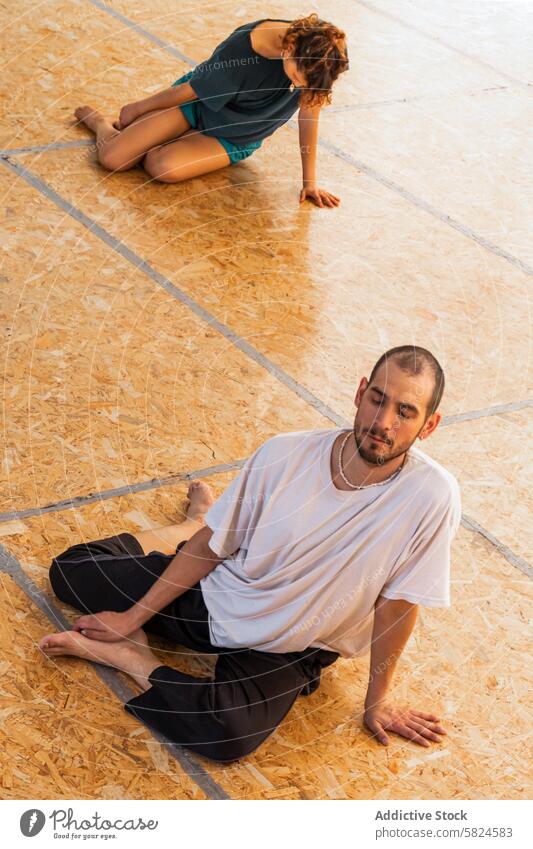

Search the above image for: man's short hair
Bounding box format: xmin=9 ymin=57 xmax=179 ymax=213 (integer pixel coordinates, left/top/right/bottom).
xmin=367 ymin=345 xmax=445 ymax=417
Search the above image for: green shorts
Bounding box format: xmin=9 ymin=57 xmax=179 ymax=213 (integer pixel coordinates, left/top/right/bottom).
xmin=171 ymin=71 xmax=263 ymax=164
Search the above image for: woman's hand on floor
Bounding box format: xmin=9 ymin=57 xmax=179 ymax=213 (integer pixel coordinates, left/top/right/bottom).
xmin=112 ymin=102 xmax=141 ymax=131
xmin=363 ymin=703 xmax=447 ymax=747
xmin=72 ymin=610 xmax=138 ymax=642
xmin=300 ymin=184 xmax=340 ymax=208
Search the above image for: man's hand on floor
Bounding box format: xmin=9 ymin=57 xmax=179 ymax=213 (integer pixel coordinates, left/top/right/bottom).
xmin=363 ymin=703 xmax=447 ymax=747
xmin=72 ymin=610 xmax=137 ymax=642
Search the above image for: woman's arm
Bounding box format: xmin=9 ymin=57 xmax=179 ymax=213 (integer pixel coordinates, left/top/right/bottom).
xmin=72 ymin=525 xmax=224 ymax=641
xmin=298 ymin=104 xmax=320 ymax=185
xmin=298 ymin=105 xmax=340 ymax=208
xmin=136 ymin=81 xmax=198 ymax=114
xmin=115 ymin=82 xmax=198 ymax=129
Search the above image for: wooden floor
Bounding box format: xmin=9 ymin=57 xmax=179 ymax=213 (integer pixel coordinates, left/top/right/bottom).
xmin=0 ymin=0 xmax=531 ymax=799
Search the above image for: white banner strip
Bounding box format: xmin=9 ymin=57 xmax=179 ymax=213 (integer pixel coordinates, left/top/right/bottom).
xmin=3 ymin=799 xmax=530 ymax=848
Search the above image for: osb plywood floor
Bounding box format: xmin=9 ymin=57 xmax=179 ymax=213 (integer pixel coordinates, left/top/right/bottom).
xmin=1 ymin=0 xmax=531 ymax=800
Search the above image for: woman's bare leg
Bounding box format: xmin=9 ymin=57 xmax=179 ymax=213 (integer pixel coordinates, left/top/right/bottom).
xmin=74 ymin=106 xmax=120 ymax=150
xmin=143 ymin=129 xmax=231 ymax=182
xmin=73 ymin=104 xmax=191 ymax=172
xmin=132 ymin=481 xmax=215 ymax=555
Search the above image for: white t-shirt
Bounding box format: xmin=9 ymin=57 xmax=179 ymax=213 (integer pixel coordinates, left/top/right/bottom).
xmin=200 ymin=427 xmax=462 ymax=657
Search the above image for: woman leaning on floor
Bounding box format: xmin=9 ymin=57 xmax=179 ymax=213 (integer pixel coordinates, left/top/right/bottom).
xmin=74 ymin=14 xmax=349 ymax=207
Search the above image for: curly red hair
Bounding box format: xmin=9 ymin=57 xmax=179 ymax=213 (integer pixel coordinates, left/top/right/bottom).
xmin=282 ymin=12 xmax=349 ymax=107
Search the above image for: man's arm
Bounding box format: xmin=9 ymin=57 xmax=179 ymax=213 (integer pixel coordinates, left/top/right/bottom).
xmin=73 ymin=525 xmax=224 ymax=641
xmin=363 ymin=595 xmax=447 ymax=747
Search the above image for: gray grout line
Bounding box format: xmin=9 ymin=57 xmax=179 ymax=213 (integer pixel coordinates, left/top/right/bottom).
xmin=1 ymin=154 xmax=346 ymax=429
xmin=2 ymin=1 xmax=530 ymax=279
xmin=0 ymin=81 xmax=516 ymax=160
xmin=440 ymin=399 xmax=533 ymax=427
xmin=460 ymin=514 xmax=533 ymax=579
xmin=355 ymin=0 xmax=529 ymax=89
xmin=0 ymin=139 xmax=93 ymax=156
xmin=78 ymin=0 xmax=531 ymax=581
xmin=84 ymin=0 xmax=531 ymax=279
xmin=3 ymin=3 xmax=531 ymax=578
xmin=92 ymin=0 xmax=527 ymax=93
xmin=0 ymin=543 xmax=231 ymax=799
xmin=1 ymin=3 xmax=529 ymax=790
xmin=5 ymin=128 xmax=533 ymax=279
xmin=0 ymin=459 xmax=247 ymax=523
xmin=0 ymin=82 xmax=513 ymax=158
xmin=299 ymin=131 xmax=533 ymax=278
xmin=89 ymin=0 xmax=193 ymax=64
xmin=0 ymin=399 xmax=530 ymax=525
xmin=327 ymin=84 xmax=512 ymax=113
xmin=1 ymin=398 xmax=532 ymax=580
xmin=0 ymin=528 xmax=527 ymax=798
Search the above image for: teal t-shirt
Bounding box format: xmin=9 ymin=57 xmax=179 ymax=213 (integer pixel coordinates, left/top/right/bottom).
xmin=183 ymin=19 xmax=302 ymax=145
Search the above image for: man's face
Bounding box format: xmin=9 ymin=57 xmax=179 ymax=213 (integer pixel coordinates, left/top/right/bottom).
xmin=353 ymin=360 xmax=438 ymax=466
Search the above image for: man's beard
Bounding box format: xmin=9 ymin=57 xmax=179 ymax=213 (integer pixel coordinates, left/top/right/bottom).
xmin=353 ymin=421 xmax=420 ymax=466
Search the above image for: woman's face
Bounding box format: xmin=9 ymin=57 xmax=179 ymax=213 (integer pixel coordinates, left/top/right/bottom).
xmin=282 ymin=52 xmax=307 ymax=88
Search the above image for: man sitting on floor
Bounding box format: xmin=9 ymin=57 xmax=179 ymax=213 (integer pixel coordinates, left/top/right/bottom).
xmin=39 ymin=345 xmax=461 ymax=763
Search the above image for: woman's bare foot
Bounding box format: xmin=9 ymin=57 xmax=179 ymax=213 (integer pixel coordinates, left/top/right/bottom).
xmin=74 ymin=105 xmax=118 ymax=139
xmin=186 ymin=480 xmax=214 ymax=523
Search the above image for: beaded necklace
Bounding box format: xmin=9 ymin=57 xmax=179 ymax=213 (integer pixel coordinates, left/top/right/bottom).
xmin=337 ymin=430 xmax=405 ymax=490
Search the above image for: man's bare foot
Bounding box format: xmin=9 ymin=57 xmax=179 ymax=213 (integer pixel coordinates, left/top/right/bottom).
xmin=186 ymin=480 xmax=214 ymax=523
xmin=38 ymin=627 xmax=156 ymax=675
xmin=74 ymin=105 xmax=116 ymax=136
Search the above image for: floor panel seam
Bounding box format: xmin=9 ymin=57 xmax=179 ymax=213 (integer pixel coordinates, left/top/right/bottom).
xmin=5 ymin=1 xmax=530 ymax=277
xmin=0 ymin=543 xmax=231 ymax=799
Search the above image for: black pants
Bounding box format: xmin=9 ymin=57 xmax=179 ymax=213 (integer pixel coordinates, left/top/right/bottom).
xmin=49 ymin=533 xmax=339 ymax=763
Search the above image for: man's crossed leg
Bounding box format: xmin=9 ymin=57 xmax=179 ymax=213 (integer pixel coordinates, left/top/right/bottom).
xmin=39 ymin=482 xmax=338 ymax=762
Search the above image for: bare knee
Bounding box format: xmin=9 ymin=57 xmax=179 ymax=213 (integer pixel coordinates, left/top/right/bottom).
xmin=143 ymin=148 xmax=180 ymax=183
xmin=97 ymin=138 xmax=136 ymax=172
